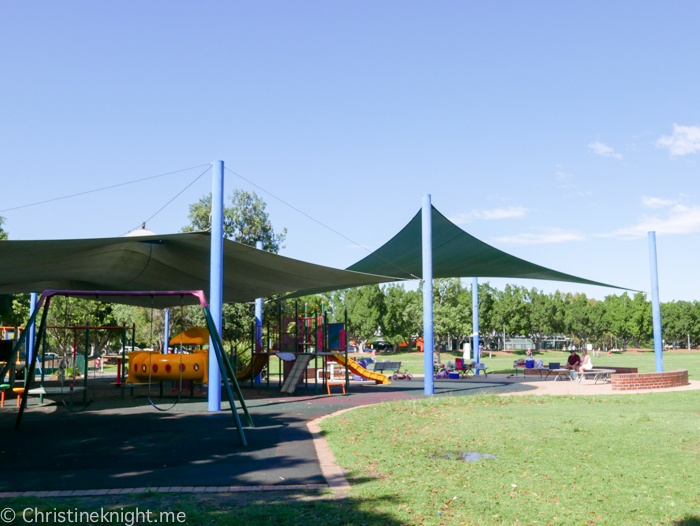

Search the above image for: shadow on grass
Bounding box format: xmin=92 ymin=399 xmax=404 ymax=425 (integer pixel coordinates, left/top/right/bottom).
xmin=4 ymin=492 xmax=406 ymax=526
xmin=674 ymin=515 xmax=700 ymax=525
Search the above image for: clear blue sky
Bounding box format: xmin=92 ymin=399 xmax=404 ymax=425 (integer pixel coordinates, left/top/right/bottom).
xmin=2 ymin=1 xmax=699 ymax=302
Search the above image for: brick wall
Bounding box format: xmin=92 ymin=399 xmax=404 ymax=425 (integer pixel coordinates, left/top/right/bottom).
xmin=523 ymin=366 xmax=637 ymax=376
xmin=603 ymin=366 xmax=638 ymax=374
xmin=611 ymin=369 xmax=688 ymax=391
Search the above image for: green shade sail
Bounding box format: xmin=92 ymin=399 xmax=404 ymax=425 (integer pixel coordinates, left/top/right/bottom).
xmin=0 ymin=232 xmax=399 ymax=307
xmin=347 ymin=206 xmax=624 ymax=288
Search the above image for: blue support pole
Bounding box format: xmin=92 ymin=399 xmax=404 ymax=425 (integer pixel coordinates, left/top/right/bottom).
xmin=27 ymin=293 xmax=38 ymax=365
xmin=208 ymin=160 xmax=224 ymax=411
xmin=472 ymin=278 xmax=480 ymax=374
xmin=255 ymin=241 xmax=264 ymax=383
xmin=422 ymin=195 xmax=434 ymax=395
xmin=648 ymin=231 xmax=663 ymax=372
xmin=163 ymin=309 xmax=170 ymax=354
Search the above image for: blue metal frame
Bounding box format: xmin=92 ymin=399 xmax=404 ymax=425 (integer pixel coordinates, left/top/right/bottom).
xmin=422 ymin=195 xmax=434 ymax=395
xmin=648 ymin=232 xmax=663 ymax=372
xmin=27 ymin=293 xmax=37 ymax=366
xmin=208 ymin=160 xmax=224 ymax=411
xmin=472 ymin=278 xmax=480 ymax=374
xmin=163 ymin=309 xmax=170 ymax=353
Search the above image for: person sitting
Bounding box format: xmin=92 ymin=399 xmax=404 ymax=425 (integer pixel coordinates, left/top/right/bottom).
xmin=577 ymin=349 xmax=593 ymax=372
xmin=564 ymin=349 xmax=581 ymax=370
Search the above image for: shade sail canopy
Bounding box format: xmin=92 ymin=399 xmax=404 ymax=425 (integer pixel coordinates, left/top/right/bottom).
xmin=347 ymin=206 xmax=623 ymax=288
xmin=0 ymin=232 xmax=399 ymax=307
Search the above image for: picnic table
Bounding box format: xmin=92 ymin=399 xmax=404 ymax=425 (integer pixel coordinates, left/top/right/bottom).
xmin=572 ymin=368 xmax=615 ymax=384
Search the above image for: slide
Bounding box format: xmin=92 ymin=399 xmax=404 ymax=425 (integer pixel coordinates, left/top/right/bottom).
xmin=280 ymin=354 xmax=313 ymax=394
xmin=328 ymin=354 xmax=391 ymax=384
xmin=237 ymin=354 xmax=269 ymax=380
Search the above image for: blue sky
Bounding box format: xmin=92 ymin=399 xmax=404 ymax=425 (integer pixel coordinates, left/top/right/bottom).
xmin=1 ymin=1 xmax=699 ymax=302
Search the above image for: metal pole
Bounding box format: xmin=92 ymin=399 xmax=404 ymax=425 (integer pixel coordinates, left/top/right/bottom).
xmin=648 ymin=231 xmax=663 ymax=372
xmin=27 ymin=293 xmax=38 ymax=375
xmin=422 ymin=194 xmax=434 ymax=395
xmin=120 ymin=323 xmax=126 ymax=400
xmin=208 ymin=159 xmax=224 ymax=411
xmin=255 ymin=240 xmax=264 ymax=385
xmin=473 ymin=277 xmax=480 ymax=374
xmin=163 ymin=309 xmax=170 ymax=354
xmin=83 ymin=323 xmax=89 ymax=403
xmin=40 ymin=326 xmax=46 ymax=403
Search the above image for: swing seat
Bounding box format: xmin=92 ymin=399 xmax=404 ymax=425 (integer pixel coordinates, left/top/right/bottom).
xmin=12 ymin=387 xmax=25 ymax=407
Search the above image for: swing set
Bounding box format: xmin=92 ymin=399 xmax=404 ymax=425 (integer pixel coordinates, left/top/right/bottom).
xmin=7 ymin=290 xmax=253 ymax=445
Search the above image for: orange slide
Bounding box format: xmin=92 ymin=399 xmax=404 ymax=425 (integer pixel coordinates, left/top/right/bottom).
xmin=327 ymin=354 xmax=391 ymax=384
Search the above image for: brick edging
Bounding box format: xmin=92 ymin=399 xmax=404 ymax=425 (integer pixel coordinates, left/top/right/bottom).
xmin=307 ymin=406 xmax=366 ymax=494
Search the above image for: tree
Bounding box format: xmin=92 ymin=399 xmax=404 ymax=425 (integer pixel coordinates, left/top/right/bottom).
xmin=661 ymin=300 xmax=695 ymax=349
xmin=564 ymin=293 xmax=594 ymax=349
xmin=629 ymin=292 xmax=652 ymax=348
xmin=588 ymin=300 xmax=609 ymax=350
xmin=336 ymin=285 xmax=386 ymax=351
xmin=382 ymin=284 xmax=422 ymax=350
xmin=182 ymin=189 xmax=287 ymax=252
xmin=432 ymin=278 xmax=465 ymax=356
xmin=0 ymin=215 xmax=7 ymax=240
xmin=527 ymin=289 xmax=559 ymax=350
xmin=493 ymin=285 xmax=530 ymax=345
xmin=604 ymin=293 xmax=634 ymax=349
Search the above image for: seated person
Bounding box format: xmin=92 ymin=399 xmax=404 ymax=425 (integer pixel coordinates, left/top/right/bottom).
xmin=577 ymin=349 xmax=593 ymax=372
xmin=565 ymin=349 xmax=581 ymax=370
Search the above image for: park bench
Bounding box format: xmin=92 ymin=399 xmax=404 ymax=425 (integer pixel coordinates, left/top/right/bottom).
xmin=371 ymin=361 xmax=402 ymax=374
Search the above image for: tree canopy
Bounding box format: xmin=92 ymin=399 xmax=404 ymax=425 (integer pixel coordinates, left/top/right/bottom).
xmin=182 ymin=189 xmax=287 ymax=253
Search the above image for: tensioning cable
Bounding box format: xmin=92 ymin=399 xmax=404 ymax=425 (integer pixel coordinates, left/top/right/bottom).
xmin=224 ymin=166 xmax=421 ymax=280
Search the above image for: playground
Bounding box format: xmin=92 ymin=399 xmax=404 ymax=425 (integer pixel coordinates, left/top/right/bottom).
xmin=0 ymin=168 xmax=696 ymax=526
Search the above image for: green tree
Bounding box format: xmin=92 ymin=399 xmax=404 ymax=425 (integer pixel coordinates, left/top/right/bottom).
xmin=433 ymin=278 xmax=465 ymax=354
xmin=0 ymin=215 xmax=7 ymax=240
xmin=629 ymin=292 xmax=652 ymax=348
xmin=335 ymin=285 xmax=386 ymax=351
xmin=182 ymin=189 xmax=287 ymax=252
xmin=527 ymin=289 xmax=559 ymax=350
xmin=564 ymin=293 xmax=594 ymax=349
xmin=588 ymin=300 xmax=609 ymax=350
xmin=661 ymin=300 xmax=695 ymax=349
xmin=493 ymin=285 xmax=529 ymax=346
xmin=382 ymin=284 xmax=422 ymax=350
xmin=604 ymin=293 xmax=634 ymax=349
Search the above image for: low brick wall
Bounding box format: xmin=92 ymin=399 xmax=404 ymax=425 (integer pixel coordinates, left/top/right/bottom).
xmin=612 ymin=369 xmax=689 ymax=391
xmin=523 ymin=366 xmax=637 ymax=376
xmin=602 ymin=366 xmax=638 ymax=374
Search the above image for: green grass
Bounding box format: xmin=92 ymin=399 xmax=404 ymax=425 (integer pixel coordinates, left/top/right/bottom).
xmin=322 ymin=391 xmax=700 ymax=525
xmin=1 ymin=490 xmax=409 ymax=525
xmin=368 ymin=350 xmax=700 ymax=379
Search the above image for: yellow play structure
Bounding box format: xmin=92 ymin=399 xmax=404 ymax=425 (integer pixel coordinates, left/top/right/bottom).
xmin=126 ymin=350 xmax=208 ymax=384
xmin=125 ymin=326 xmax=272 ymax=384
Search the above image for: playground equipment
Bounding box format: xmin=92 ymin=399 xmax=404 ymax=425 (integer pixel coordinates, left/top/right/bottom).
xmin=43 ymin=324 xmax=133 ymax=406
xmin=8 ymin=290 xmax=253 ymax=445
xmin=244 ymin=301 xmax=391 ymax=395
xmin=126 ymin=350 xmax=208 ymax=384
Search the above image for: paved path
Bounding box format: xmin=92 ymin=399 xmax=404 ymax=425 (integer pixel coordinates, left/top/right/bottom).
xmin=0 ymin=377 xmax=532 ymax=493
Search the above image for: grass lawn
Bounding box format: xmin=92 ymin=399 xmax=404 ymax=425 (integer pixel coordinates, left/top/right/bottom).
xmin=369 ymin=350 xmax=700 ymax=380
xmin=323 ymin=390 xmax=700 ymax=525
